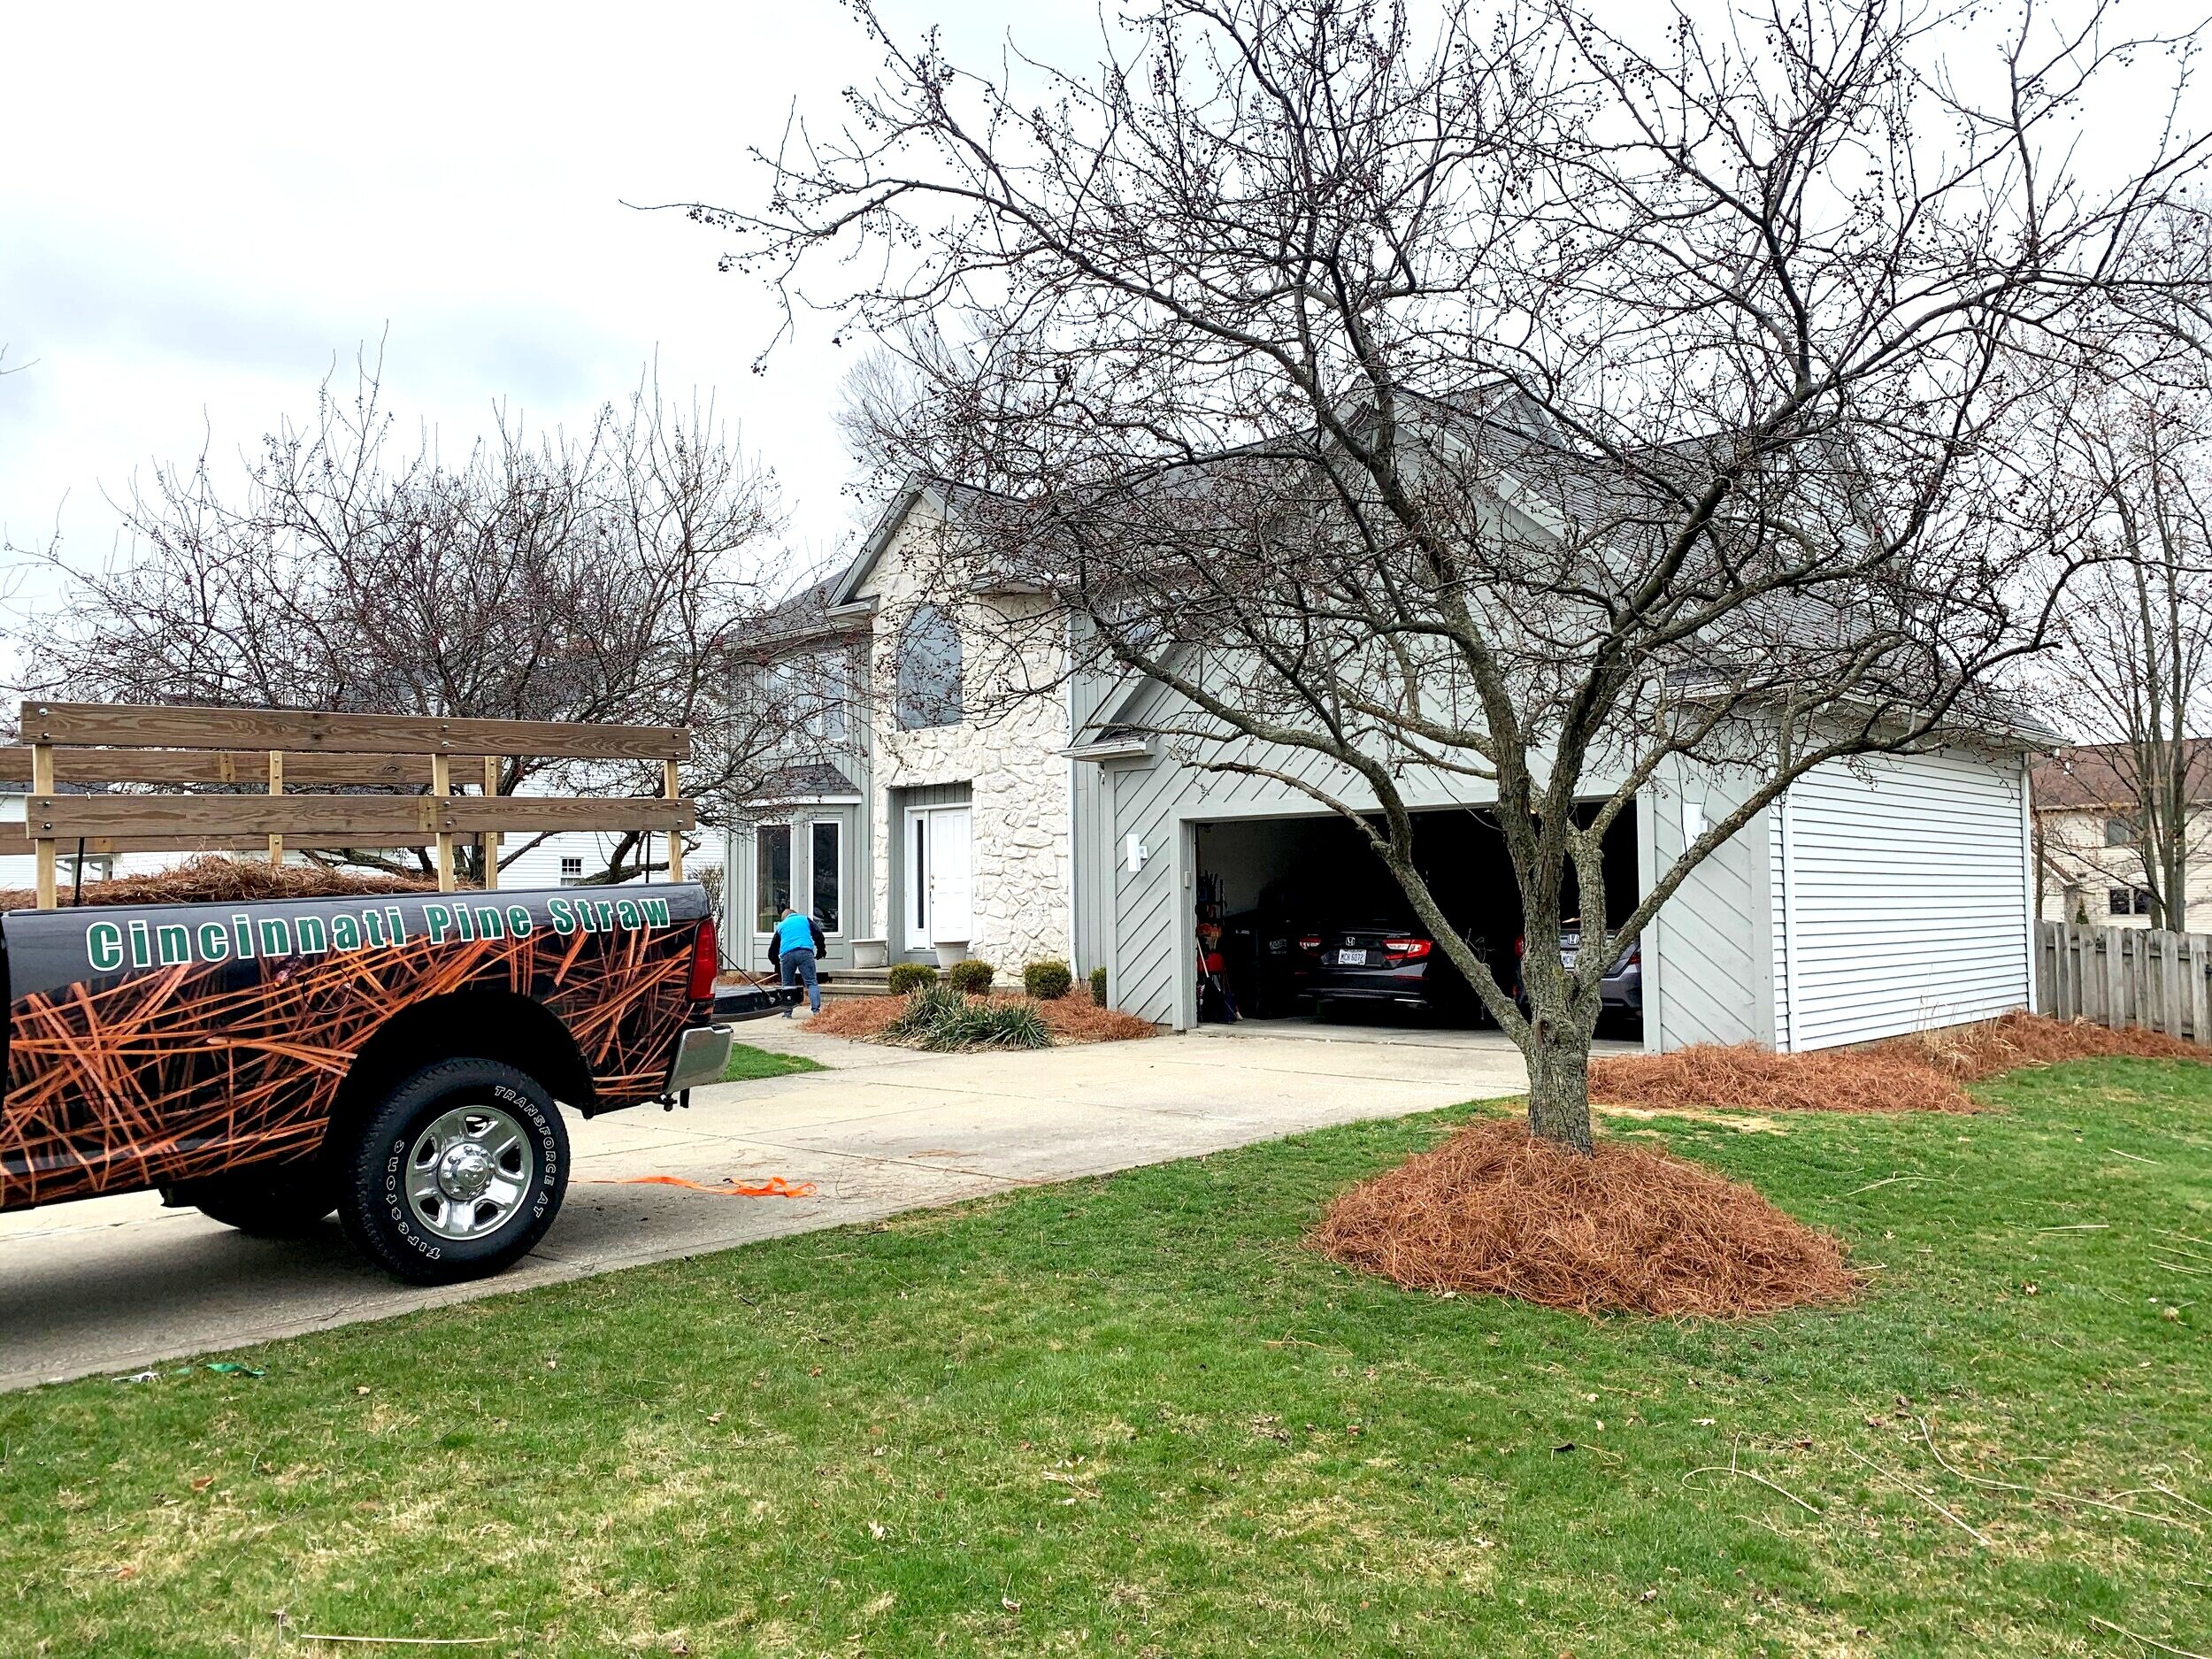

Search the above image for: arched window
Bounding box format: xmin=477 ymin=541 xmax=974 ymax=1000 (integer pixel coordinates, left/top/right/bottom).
xmin=895 ymin=604 xmax=964 ymax=729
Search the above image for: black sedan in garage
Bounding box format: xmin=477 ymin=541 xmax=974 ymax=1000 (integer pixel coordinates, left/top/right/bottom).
xmin=1299 ymin=916 xmax=1493 ymax=1022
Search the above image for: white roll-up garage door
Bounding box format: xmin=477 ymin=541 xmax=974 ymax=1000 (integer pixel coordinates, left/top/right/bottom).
xmin=1776 ymin=751 xmax=2032 ymax=1051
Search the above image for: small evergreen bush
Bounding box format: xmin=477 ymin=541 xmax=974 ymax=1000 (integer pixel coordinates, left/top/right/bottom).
xmin=947 ymin=957 xmax=995 ymax=995
xmin=1023 ymin=958 xmax=1074 ymax=1000
xmin=886 ymin=962 xmax=939 ymax=995
xmin=1090 ymin=965 xmax=1109 ymax=1006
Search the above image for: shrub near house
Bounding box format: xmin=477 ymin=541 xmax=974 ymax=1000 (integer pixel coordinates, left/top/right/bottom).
xmin=947 ymin=958 xmax=995 ymax=995
xmin=1024 ymin=959 xmax=1074 ymax=999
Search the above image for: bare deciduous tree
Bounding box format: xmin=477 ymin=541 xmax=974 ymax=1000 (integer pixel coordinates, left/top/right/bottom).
xmin=697 ymin=0 xmax=2210 ymax=1150
xmin=16 ymin=360 xmax=826 ymax=883
xmin=2043 ymin=367 xmax=2212 ymax=931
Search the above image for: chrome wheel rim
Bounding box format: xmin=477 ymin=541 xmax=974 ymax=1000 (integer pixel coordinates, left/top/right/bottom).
xmin=404 ymin=1102 xmax=534 ymax=1241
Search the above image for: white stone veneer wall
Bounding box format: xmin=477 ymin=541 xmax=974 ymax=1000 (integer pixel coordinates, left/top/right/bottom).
xmin=860 ymin=508 xmax=1072 ymax=971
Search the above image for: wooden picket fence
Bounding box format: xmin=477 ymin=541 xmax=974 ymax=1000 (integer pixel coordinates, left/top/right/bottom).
xmin=2037 ymin=921 xmax=2212 ymax=1048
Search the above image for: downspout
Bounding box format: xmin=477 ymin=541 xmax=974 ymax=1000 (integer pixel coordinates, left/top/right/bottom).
xmin=1778 ymin=787 xmax=1802 ymax=1056
xmin=2021 ymin=755 xmax=2040 ymax=1014
xmin=1064 ymin=627 xmax=1079 ymax=969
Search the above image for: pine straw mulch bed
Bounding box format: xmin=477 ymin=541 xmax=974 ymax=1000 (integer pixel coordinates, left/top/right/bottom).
xmin=1588 ymin=1010 xmax=2207 ymax=1116
xmin=0 ymin=855 xmax=439 ymax=910
xmin=809 ymin=993 xmax=1157 ymax=1047
xmin=1313 ymin=1116 xmax=1860 ymax=1317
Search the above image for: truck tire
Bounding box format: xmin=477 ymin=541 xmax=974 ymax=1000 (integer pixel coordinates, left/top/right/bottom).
xmin=337 ymin=1058 xmax=569 ymax=1286
xmin=176 ymin=1165 xmax=337 ymax=1238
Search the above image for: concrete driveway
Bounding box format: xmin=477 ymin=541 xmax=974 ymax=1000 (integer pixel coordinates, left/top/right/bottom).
xmin=0 ymin=1020 xmax=1548 ymax=1392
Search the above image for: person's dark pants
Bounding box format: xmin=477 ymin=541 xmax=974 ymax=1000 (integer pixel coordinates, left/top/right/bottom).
xmin=780 ymin=947 xmax=820 ymax=1015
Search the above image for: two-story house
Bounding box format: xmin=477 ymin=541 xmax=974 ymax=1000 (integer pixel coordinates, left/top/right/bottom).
xmin=2035 ymin=741 xmax=2212 ymax=929
xmin=731 ymin=471 xmax=2055 ymax=1056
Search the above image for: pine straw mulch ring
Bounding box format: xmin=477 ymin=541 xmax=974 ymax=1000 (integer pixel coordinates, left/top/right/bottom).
xmin=0 ymin=855 xmax=439 ymax=910
xmin=808 ymin=992 xmax=1156 ymax=1047
xmin=1588 ymin=1011 xmax=2208 ymax=1116
xmin=1313 ymin=1117 xmax=1860 ymax=1317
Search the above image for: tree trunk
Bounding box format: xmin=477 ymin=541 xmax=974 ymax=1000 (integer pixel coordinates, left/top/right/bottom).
xmin=1524 ymin=1008 xmax=1595 ymax=1156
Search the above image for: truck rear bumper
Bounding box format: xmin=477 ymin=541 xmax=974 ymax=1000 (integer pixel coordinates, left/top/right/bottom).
xmin=665 ymin=1025 xmax=736 ymax=1092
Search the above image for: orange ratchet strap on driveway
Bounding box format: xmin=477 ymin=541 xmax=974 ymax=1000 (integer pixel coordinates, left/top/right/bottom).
xmin=588 ymin=1174 xmax=818 ymax=1197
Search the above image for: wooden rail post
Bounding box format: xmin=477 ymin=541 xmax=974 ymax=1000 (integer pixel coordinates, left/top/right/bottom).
xmin=267 ymin=750 xmax=285 ymax=868
xmin=431 ymin=751 xmax=455 ymax=893
xmin=30 ymin=739 xmax=54 ymax=909
xmin=663 ymin=759 xmax=684 ymax=882
xmin=481 ymin=755 xmax=501 ymax=892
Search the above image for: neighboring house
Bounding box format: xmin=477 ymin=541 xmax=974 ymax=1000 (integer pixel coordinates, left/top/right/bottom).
xmin=500 ymin=828 xmax=724 ymax=900
xmin=728 ymin=474 xmax=2050 ymax=1054
xmin=2033 ymin=741 xmax=2212 ymax=929
xmin=0 ymin=780 xmax=124 ymax=894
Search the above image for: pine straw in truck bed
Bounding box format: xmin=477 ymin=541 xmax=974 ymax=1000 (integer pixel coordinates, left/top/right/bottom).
xmin=1312 ymin=1116 xmax=1859 ymax=1317
xmin=0 ymin=855 xmax=439 ymax=910
xmin=810 ymin=992 xmax=1157 ymax=1046
xmin=1589 ymin=1010 xmax=2206 ymax=1115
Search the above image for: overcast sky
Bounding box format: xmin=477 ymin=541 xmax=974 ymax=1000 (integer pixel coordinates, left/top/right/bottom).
xmin=4 ymin=1 xmax=2193 ymax=641
xmin=0 ymin=1 xmax=1107 ymax=611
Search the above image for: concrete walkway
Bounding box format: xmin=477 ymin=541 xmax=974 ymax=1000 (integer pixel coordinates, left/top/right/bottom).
xmin=0 ymin=1020 xmax=1540 ymax=1392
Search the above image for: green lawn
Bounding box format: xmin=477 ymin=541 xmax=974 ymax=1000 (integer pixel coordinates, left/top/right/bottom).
xmin=721 ymin=1041 xmax=825 ymax=1082
xmin=4 ymin=1060 xmax=2208 ymax=1657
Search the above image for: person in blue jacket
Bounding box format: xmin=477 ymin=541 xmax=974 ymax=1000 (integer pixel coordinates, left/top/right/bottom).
xmin=768 ymin=905 xmax=827 ymax=1017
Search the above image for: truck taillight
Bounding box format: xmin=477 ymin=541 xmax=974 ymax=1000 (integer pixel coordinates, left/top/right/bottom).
xmin=688 ymin=917 xmax=719 ymax=1002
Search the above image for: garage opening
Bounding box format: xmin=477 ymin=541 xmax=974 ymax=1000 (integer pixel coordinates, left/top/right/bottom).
xmin=1192 ymin=805 xmax=1642 ymax=1033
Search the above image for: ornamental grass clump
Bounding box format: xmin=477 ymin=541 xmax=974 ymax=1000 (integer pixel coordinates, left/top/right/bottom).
xmin=886 ymin=985 xmax=1051 ymax=1051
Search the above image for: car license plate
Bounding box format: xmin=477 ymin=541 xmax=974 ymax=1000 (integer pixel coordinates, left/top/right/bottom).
xmin=1560 ymin=950 xmax=1578 ymax=969
xmin=1337 ymin=949 xmax=1367 ymax=966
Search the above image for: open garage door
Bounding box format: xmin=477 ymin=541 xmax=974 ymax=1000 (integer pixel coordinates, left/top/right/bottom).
xmin=1191 ymin=806 xmax=1641 ymax=1032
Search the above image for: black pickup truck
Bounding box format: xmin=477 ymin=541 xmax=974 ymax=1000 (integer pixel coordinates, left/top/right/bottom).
xmin=0 ymin=882 xmax=794 ymax=1284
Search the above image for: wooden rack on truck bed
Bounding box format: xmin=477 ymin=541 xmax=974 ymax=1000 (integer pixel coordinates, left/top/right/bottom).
xmin=5 ymin=701 xmax=695 ymax=906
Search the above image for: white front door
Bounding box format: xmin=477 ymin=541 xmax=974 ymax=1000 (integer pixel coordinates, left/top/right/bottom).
xmin=927 ymin=807 xmax=972 ymax=943
xmin=904 ymin=804 xmax=973 ymax=949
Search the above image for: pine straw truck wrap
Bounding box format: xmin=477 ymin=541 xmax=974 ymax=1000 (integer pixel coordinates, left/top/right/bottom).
xmin=0 ymin=885 xmax=709 ymax=1213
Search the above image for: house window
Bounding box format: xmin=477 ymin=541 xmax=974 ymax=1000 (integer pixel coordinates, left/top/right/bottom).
xmin=2109 ymin=886 xmax=2154 ymax=917
xmin=764 ymin=651 xmax=849 ymax=745
xmin=756 ymin=825 xmax=792 ymax=932
xmin=2104 ymin=816 xmax=2137 ymax=846
xmin=559 ymin=856 xmax=584 ymax=886
xmin=811 ymin=820 xmax=842 ymax=933
xmin=895 ymin=604 xmax=963 ymax=730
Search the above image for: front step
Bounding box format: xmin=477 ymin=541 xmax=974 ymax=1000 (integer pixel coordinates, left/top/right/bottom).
xmin=819 ymin=966 xmax=895 ymax=1002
